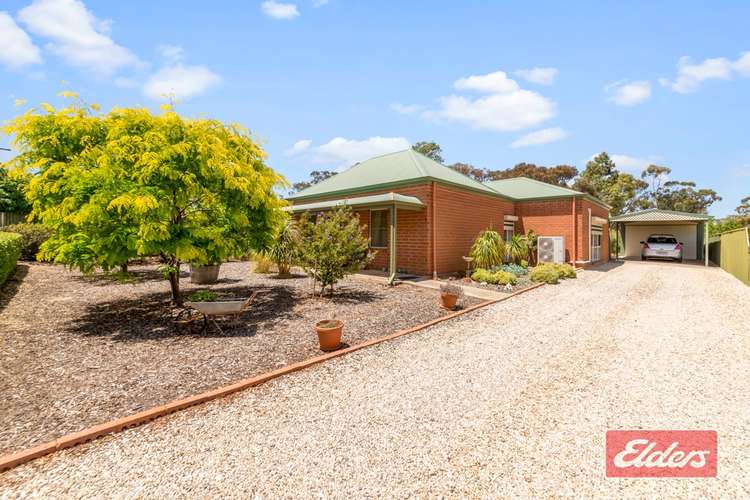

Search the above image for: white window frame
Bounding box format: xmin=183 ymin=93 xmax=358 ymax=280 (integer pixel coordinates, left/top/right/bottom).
xmin=591 ymin=226 xmax=603 ymax=261
xmin=503 ymin=222 xmax=514 ymax=243
xmin=369 ymin=209 xmax=389 ymax=248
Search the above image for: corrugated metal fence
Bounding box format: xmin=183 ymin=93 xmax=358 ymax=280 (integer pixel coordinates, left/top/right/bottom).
xmin=0 ymin=212 xmax=26 ymax=228
xmin=708 ymin=227 xmax=750 ymax=286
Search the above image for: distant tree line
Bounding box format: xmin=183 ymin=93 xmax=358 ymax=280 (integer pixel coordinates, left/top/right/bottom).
xmin=290 ymin=140 xmax=734 ymax=219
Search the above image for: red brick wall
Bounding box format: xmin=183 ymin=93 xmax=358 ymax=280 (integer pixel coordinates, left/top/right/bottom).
xmin=433 ymin=184 xmax=515 ymax=274
xmin=516 ymin=198 xmax=610 ymax=263
xmin=292 ymin=186 xmax=610 ymax=274
xmin=577 ymin=199 xmax=610 ymax=263
xmin=517 ymin=199 xmax=576 ymax=262
xmin=290 ymin=182 xmax=516 ymax=275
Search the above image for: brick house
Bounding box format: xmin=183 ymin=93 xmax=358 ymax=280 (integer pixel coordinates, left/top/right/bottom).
xmin=287 ymin=149 xmax=610 ymax=277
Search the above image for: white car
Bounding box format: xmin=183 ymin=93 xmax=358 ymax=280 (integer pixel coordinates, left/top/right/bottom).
xmin=640 ymin=234 xmax=683 ymax=262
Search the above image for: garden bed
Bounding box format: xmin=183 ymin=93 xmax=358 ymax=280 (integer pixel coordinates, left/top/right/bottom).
xmin=461 ymin=272 xmax=536 ymax=294
xmin=0 ymin=261 xmax=481 ymax=456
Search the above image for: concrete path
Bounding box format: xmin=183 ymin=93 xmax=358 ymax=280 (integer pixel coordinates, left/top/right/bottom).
xmin=404 ymin=278 xmax=510 ymax=300
xmin=2 ymin=261 xmax=749 ymax=497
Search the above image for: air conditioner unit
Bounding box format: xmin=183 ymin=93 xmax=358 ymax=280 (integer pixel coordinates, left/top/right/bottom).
xmin=538 ymin=236 xmax=566 ymax=263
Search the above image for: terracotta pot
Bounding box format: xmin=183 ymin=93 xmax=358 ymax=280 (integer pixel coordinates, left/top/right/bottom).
xmin=190 ymin=264 xmax=221 ymax=284
xmin=440 ymin=292 xmax=459 ymax=310
xmin=315 ymin=319 xmax=343 ymax=352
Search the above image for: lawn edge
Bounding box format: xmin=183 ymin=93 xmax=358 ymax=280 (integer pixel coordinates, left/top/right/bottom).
xmin=0 ymin=281 xmax=545 ymax=472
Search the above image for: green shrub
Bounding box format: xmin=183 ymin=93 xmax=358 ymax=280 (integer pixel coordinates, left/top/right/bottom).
xmin=529 ymin=265 xmax=560 ymax=284
xmin=493 ymin=270 xmax=517 ymax=285
xmin=520 ymin=259 xmax=529 ymax=268
xmin=553 ymin=263 xmax=577 ymax=279
xmin=529 ymin=263 xmax=577 ymax=284
xmin=189 ymin=290 xmax=217 ymax=302
xmin=471 ymin=268 xmax=494 ymax=283
xmin=297 ymin=206 xmax=373 ymax=296
xmin=471 ymin=268 xmax=517 ymax=285
xmin=506 ymin=234 xmax=530 ymax=264
xmin=2 ymin=223 xmax=53 ymax=261
xmin=0 ymin=232 xmax=22 ymax=286
xmin=469 ymin=229 xmax=505 ymax=269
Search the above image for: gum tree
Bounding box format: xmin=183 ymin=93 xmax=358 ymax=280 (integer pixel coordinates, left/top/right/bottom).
xmin=3 ymin=95 xmax=286 ymax=303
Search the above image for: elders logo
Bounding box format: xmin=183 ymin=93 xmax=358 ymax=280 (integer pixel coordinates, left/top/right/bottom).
xmin=606 ymin=430 xmax=717 ymax=478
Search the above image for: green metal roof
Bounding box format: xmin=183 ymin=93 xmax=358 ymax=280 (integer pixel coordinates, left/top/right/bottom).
xmin=610 ymin=208 xmax=710 ymax=223
xmin=286 ymin=192 xmax=425 ymax=212
xmin=484 ymin=177 xmax=583 ymax=199
xmin=484 ymin=177 xmax=610 ymax=209
xmin=287 ymin=149 xmax=501 ymax=201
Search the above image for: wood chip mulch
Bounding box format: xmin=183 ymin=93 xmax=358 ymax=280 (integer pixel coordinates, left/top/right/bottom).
xmin=0 ymin=261 xmax=482 ymax=456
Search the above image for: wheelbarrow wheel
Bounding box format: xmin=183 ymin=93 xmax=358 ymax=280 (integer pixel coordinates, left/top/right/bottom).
xmin=173 ymin=308 xmax=203 ymax=333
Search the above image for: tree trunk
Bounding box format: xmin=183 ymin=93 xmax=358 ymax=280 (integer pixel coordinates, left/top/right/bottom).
xmin=168 ymin=264 xmax=182 ymax=305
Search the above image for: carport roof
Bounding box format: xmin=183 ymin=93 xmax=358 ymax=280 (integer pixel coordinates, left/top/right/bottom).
xmin=610 ymin=208 xmax=710 ymax=223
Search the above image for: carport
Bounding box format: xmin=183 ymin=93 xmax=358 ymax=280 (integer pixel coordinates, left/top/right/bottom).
xmin=611 ymin=209 xmax=710 ymax=265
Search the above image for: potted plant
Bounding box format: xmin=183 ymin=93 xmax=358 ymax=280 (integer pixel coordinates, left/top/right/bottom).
xmin=315 ymin=318 xmax=343 ymax=351
xmin=190 ymin=263 xmax=222 ymax=284
xmin=439 ymin=280 xmax=463 ymax=310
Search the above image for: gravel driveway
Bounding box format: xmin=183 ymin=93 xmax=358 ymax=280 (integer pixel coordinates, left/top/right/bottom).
xmin=3 ymin=261 xmax=749 ymax=497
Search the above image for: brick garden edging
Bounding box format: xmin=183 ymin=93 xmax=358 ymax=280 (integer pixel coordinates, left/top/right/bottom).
xmin=0 ymin=281 xmax=545 ymax=472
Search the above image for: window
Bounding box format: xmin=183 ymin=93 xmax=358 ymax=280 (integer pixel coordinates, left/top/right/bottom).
xmin=370 ymin=210 xmax=388 ymax=248
xmin=503 ymin=222 xmax=514 ymax=243
xmin=647 ymin=235 xmax=677 ymax=244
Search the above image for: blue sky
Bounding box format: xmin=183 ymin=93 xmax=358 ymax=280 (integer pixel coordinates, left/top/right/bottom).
xmin=1 ymin=0 xmax=748 ymax=216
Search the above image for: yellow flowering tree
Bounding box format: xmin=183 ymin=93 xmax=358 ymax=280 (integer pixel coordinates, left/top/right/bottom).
xmin=2 ymin=94 xmax=287 ymax=303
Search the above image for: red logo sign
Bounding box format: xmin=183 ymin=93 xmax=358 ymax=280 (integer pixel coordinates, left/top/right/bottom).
xmin=606 ymin=430 xmax=717 ymax=478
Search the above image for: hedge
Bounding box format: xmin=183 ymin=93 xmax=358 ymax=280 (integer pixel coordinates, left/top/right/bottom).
xmin=0 ymin=232 xmax=23 ymax=286
xmin=529 ymin=262 xmax=577 ymax=284
xmin=2 ymin=223 xmax=53 ymax=261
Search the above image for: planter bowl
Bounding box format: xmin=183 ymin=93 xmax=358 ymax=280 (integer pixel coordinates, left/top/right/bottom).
xmin=190 ymin=264 xmax=221 ymax=284
xmin=315 ymin=319 xmax=343 ymax=352
xmin=440 ymin=292 xmax=459 ymax=311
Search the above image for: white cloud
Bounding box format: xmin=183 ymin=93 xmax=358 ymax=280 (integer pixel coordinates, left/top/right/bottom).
xmin=18 ymin=0 xmax=139 ymax=75
xmin=314 ymin=136 xmax=410 ymax=168
xmin=663 ymin=55 xmax=737 ymax=93
xmin=514 ymin=67 xmax=558 ymax=85
xmin=733 ymin=52 xmax=750 ymax=76
xmin=510 ymin=127 xmax=567 ymax=148
xmin=390 ymin=102 xmax=422 ymax=115
xmin=0 ymin=12 xmax=42 ymax=68
xmin=143 ymin=64 xmax=221 ymax=100
xmin=422 ymin=70 xmax=556 ymax=132
xmin=261 ymin=1 xmax=300 ymax=19
xmin=454 ymin=70 xmax=519 ymax=94
xmin=285 ymin=139 xmax=312 ymax=156
xmin=428 ymin=90 xmax=556 ymax=132
xmin=158 ymin=44 xmax=184 ymax=62
xmin=608 ymin=154 xmax=655 ymax=173
xmin=605 ymin=80 xmax=652 ymax=106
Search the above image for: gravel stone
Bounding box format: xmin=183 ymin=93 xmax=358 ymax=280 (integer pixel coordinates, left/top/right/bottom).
xmin=0 ymin=261 xmax=479 ymax=455
xmin=2 ymin=261 xmax=749 ymax=497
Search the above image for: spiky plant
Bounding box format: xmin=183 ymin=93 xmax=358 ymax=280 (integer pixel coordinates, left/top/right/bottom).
xmin=506 ymin=234 xmax=530 ymax=264
xmin=267 ymin=218 xmax=301 ymax=276
xmin=469 ymin=229 xmax=505 ymax=269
